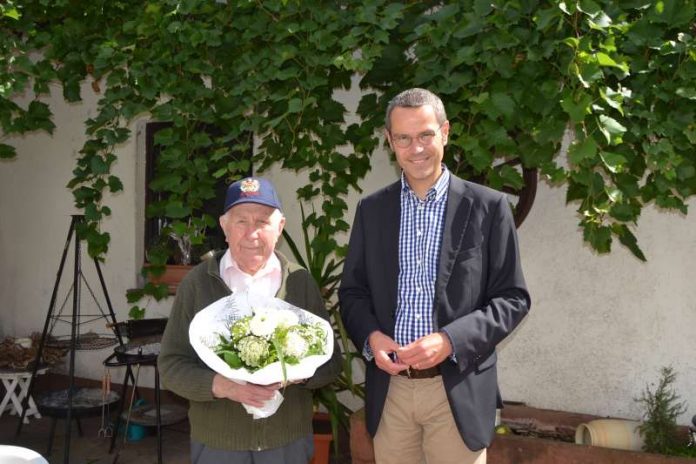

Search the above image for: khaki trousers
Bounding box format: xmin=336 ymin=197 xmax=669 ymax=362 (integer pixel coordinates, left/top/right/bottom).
xmin=374 ymin=375 xmax=486 ymax=464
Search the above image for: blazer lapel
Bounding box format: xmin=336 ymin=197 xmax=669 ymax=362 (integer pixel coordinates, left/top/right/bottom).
xmin=382 ymin=183 xmax=401 ymax=319
xmin=436 ymin=176 xmax=473 ymax=294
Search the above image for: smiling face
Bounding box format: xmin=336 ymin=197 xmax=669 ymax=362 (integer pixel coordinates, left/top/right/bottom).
xmin=386 ymin=105 xmax=449 ymax=199
xmin=219 ymin=203 xmax=285 ymax=275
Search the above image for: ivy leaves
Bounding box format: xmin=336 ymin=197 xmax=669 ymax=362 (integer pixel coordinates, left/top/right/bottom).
xmin=2 ymin=0 xmax=696 ymax=265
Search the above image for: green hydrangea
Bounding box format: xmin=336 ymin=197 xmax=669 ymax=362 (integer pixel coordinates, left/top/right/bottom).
xmin=230 ymin=316 xmax=251 ymax=343
xmin=237 ymin=335 xmax=270 ymax=368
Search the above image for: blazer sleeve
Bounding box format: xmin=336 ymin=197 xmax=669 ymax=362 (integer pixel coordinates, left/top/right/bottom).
xmin=441 ymin=193 xmax=531 ymax=372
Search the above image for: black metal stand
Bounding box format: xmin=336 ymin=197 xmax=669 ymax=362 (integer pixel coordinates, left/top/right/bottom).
xmin=104 ymin=352 xmax=163 ymax=464
xmin=102 ymin=323 xmax=185 ymax=464
xmin=14 ymin=215 xmax=126 ymax=464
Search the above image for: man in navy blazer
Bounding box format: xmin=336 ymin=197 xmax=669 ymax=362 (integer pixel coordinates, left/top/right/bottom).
xmin=339 ymin=88 xmax=530 ymax=464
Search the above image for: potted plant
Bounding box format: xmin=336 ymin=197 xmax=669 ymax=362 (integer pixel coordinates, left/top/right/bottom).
xmin=283 ymin=203 xmax=366 ymax=456
xmin=635 ymin=366 xmax=695 ymax=457
xmin=127 ymin=217 xmax=218 ymax=319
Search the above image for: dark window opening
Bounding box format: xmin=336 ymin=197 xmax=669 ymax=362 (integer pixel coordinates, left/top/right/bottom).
xmin=144 ymin=121 xmax=253 ymax=264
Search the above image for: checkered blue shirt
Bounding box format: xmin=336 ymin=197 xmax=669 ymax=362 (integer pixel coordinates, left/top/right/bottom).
xmin=395 ymin=167 xmax=450 ymax=347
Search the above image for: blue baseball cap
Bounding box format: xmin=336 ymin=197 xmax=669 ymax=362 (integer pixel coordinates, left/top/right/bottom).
xmin=223 ymin=177 xmax=283 ymax=213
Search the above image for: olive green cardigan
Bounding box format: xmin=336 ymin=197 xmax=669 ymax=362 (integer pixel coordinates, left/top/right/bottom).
xmin=158 ymin=251 xmax=342 ymax=451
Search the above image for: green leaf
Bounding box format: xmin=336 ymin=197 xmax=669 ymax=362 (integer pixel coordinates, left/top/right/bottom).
xmin=600 ymin=151 xmax=627 ymax=173
xmin=595 ymin=52 xmax=628 ymax=73
xmin=609 ymin=203 xmax=636 ymax=222
xmin=583 ymin=222 xmax=612 ymax=254
xmin=90 ymin=156 xmax=109 ymax=174
xmin=577 ymin=0 xmax=602 ymax=16
xmin=649 ymin=0 xmax=695 ymax=26
xmin=223 ymin=351 xmax=243 ymax=368
xmin=577 ymin=61 xmax=603 ymax=87
xmin=490 ymin=93 xmax=515 ymax=119
xmin=597 ymin=115 xmax=626 ymax=144
xmin=164 ymin=201 xmax=191 ymax=218
xmin=63 ymin=79 xmax=81 ymax=102
xmin=599 ymin=87 xmax=624 ymax=115
xmin=108 ymin=175 xmax=124 ymax=192
xmin=128 ymin=306 xmax=146 ymax=320
xmin=3 ymin=7 xmax=21 ymax=20
xmin=561 ymin=92 xmax=592 ymax=122
xmin=675 ymin=88 xmax=696 ymax=100
xmin=287 ymin=98 xmax=302 ymax=113
xmin=26 ymin=100 xmax=55 ymax=133
xmin=126 ymin=288 xmax=145 ymax=303
xmin=614 ymin=224 xmax=646 ymax=261
xmin=0 ymin=144 xmax=17 ymax=159
xmin=534 ymin=7 xmax=561 ymax=30
xmin=568 ymin=137 xmax=597 ymax=164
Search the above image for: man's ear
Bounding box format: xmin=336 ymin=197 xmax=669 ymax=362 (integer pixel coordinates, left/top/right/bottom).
xmin=278 ymin=215 xmax=286 ymax=234
xmin=219 ymin=214 xmax=229 ymax=240
xmin=441 ymin=120 xmax=450 ymax=146
xmin=384 ymin=128 xmax=393 ymax=151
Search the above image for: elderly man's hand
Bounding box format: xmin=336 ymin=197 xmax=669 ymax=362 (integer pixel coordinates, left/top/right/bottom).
xmin=368 ymin=331 xmax=409 ymax=376
xmin=212 ymin=374 xmax=281 ymax=407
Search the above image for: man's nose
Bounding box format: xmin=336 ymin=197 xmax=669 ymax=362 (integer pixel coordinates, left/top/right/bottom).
xmin=245 ymin=226 xmax=260 ymax=238
xmin=409 ymin=141 xmax=426 ymax=153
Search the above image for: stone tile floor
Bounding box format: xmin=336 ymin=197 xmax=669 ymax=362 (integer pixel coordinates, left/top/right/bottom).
xmin=1 ymin=412 xmax=351 ymax=464
xmin=0 ymin=411 xmax=191 ymax=464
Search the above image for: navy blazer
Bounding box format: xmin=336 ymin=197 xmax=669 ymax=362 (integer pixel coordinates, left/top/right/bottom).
xmin=339 ymin=174 xmax=531 ymax=451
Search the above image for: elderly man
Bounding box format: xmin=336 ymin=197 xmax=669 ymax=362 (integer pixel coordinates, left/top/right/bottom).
xmin=159 ymin=176 xmax=342 ymax=464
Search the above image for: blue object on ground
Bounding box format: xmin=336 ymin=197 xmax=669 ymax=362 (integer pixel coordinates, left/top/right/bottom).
xmin=126 ymin=399 xmax=148 ymax=442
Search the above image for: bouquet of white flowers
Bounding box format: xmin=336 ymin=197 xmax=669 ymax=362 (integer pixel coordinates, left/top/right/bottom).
xmin=189 ymin=292 xmax=333 ymax=418
xmin=215 ymin=307 xmax=327 ymax=377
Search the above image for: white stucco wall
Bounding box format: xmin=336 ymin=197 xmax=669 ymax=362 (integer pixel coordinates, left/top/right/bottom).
xmin=504 ymin=182 xmax=696 ymax=423
xmin=2 ymin=82 xmax=694 ymax=425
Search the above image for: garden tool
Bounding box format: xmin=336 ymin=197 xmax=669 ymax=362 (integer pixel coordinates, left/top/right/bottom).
xmin=112 ymin=363 xmax=141 ymax=464
xmin=98 ymin=368 xmax=113 ymax=438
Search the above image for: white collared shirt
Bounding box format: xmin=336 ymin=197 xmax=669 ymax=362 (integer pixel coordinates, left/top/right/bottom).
xmin=219 ymin=249 xmax=282 ymax=297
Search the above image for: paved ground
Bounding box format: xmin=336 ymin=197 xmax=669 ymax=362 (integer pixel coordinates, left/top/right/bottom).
xmin=0 ymin=411 xmax=190 ymax=464
xmin=1 ymin=410 xmax=351 ymax=464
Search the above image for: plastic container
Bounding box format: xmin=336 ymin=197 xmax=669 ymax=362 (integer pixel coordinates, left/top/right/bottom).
xmin=575 ymin=419 xmax=644 ymax=451
xmin=0 ymin=445 xmax=49 ymax=464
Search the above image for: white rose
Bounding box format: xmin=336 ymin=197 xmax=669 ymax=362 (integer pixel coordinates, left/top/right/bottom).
xmin=249 ymin=308 xmax=279 ymax=338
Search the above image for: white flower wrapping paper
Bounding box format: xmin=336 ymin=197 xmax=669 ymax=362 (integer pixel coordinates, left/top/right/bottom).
xmin=188 ymin=291 xmax=334 ymax=418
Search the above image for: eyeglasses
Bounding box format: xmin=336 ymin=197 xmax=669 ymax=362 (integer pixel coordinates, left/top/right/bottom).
xmin=389 ymin=124 xmax=444 ymax=149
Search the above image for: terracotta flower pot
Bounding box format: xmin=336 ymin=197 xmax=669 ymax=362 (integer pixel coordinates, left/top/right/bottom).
xmin=146 ymin=264 xmax=193 ymax=294
xmin=350 ymin=408 xmax=375 ymax=464
xmin=311 ymin=433 xmax=333 ymax=464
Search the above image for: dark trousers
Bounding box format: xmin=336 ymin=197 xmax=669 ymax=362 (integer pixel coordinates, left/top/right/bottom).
xmin=191 ymin=435 xmax=314 ymax=464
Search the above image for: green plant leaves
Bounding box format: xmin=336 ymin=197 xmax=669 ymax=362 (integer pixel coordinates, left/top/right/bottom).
xmin=597 ymin=115 xmax=627 ymax=145
xmin=3 ymin=1 xmax=695 ymax=277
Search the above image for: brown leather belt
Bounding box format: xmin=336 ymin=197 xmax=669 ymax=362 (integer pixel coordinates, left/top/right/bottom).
xmin=398 ymin=366 xmax=441 ymax=379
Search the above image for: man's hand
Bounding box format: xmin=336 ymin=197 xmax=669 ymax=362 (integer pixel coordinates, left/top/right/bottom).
xmin=211 ymin=374 xmax=281 ymax=407
xmin=369 ymin=331 xmax=409 ymax=375
xmin=397 ymin=332 xmax=452 ymax=370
